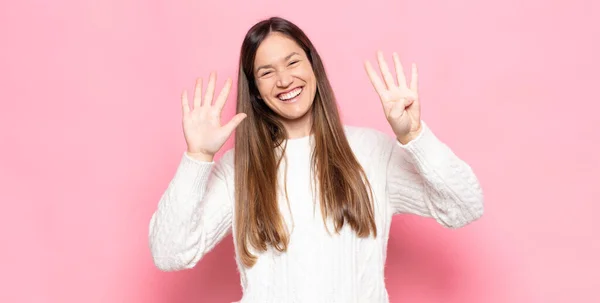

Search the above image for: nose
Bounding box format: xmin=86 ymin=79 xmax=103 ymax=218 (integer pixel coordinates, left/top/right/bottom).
xmin=276 ymin=70 xmax=293 ymax=88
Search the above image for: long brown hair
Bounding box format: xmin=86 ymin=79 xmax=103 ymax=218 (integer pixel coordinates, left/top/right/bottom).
xmin=234 ymin=16 xmax=377 ymax=267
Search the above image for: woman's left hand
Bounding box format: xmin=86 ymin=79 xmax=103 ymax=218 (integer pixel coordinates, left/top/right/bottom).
xmin=365 ymin=51 xmax=422 ymax=144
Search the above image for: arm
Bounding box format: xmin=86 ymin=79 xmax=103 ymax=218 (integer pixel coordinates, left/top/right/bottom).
xmin=385 ymin=121 xmax=484 ymax=228
xmin=362 ymin=51 xmax=482 ymax=227
xmin=148 ymin=151 xmax=234 ymax=271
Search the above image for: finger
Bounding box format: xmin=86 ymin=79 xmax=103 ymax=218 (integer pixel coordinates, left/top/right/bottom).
xmin=214 ymin=78 xmax=232 ymax=113
xmin=377 ymin=51 xmax=396 ymax=89
xmin=393 ymin=52 xmax=407 ymax=89
xmin=203 ymin=72 xmax=216 ymax=107
xmin=181 ymin=90 xmax=190 ymax=115
xmin=193 ymin=78 xmax=203 ymax=109
xmin=223 ymin=113 xmax=247 ymax=135
xmin=364 ymin=60 xmax=386 ymax=97
xmin=410 ymin=63 xmax=418 ymax=92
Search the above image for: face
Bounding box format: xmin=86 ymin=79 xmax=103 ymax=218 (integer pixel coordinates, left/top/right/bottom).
xmin=253 ymin=32 xmax=317 ymax=124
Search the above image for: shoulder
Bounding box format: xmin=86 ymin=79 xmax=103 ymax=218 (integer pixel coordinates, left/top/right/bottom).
xmin=218 ymin=148 xmax=235 ymax=164
xmin=211 ymin=148 xmax=235 ymax=178
xmin=342 ymin=124 xmax=396 ymax=159
xmin=343 ymin=125 xmax=395 ymax=150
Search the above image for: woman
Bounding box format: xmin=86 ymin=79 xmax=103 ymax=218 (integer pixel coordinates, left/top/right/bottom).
xmin=148 ymin=16 xmax=484 ymax=303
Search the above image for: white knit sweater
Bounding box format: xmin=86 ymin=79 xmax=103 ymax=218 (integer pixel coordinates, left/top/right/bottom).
xmin=148 ymin=121 xmax=484 ymax=303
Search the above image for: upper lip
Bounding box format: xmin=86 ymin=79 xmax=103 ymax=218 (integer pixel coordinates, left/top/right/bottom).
xmin=277 ymin=86 xmax=303 ymax=96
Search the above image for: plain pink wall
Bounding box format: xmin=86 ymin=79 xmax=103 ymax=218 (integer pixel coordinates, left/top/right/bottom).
xmin=1 ymin=0 xmax=599 ymax=302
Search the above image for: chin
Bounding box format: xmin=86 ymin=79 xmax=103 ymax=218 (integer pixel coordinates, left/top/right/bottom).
xmin=278 ymin=107 xmax=312 ymax=121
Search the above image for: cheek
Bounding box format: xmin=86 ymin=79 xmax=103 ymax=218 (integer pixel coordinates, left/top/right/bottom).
xmin=256 ymin=81 xmax=271 ymax=98
xmin=304 ymin=71 xmax=317 ymax=93
xmin=302 ymin=69 xmax=316 ymax=90
xmin=299 ymin=67 xmax=315 ymax=81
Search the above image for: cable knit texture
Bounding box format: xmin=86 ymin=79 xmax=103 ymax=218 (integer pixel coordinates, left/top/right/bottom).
xmin=148 ymin=121 xmax=484 ymax=303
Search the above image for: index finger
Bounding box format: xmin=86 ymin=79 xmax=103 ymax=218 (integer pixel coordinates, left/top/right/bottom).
xmin=214 ymin=78 xmax=232 ymax=113
xmin=364 ymin=60 xmax=386 ymax=97
xmin=181 ymin=90 xmax=190 ymax=115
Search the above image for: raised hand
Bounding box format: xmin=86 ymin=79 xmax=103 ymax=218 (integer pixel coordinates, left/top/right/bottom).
xmin=364 ymin=51 xmax=422 ymax=144
xmin=181 ymin=72 xmax=246 ymax=162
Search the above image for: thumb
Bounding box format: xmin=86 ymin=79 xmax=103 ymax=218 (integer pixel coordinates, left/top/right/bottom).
xmin=223 ymin=113 xmax=247 ymax=135
xmin=389 ymin=99 xmax=407 ymax=119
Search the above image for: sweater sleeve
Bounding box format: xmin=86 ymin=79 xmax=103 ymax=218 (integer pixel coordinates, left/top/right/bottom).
xmin=385 ymin=121 xmax=484 ymax=228
xmin=148 ymin=151 xmax=234 ymax=271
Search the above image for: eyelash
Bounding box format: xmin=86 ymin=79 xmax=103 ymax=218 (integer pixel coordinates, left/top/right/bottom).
xmin=260 ymin=60 xmax=300 ymax=77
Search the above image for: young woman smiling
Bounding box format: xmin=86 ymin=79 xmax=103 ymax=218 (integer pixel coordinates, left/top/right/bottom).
xmin=148 ymin=16 xmax=484 ymax=303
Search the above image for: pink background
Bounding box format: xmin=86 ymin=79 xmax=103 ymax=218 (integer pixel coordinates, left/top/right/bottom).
xmin=1 ymin=0 xmax=599 ymax=302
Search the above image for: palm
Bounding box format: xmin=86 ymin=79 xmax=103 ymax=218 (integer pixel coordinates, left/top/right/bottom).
xmin=364 ymin=51 xmax=421 ymax=141
xmin=181 ymin=72 xmax=246 ymax=157
xmin=380 ymin=84 xmax=420 ymax=133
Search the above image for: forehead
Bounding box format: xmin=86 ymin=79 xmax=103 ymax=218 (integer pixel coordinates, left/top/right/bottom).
xmin=254 ymin=32 xmax=305 ymax=66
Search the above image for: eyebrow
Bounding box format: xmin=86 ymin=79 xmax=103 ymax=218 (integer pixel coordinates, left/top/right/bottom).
xmin=255 ymin=52 xmax=300 ymax=73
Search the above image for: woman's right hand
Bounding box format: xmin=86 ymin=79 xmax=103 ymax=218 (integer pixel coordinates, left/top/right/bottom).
xmin=181 ymin=72 xmax=247 ymax=162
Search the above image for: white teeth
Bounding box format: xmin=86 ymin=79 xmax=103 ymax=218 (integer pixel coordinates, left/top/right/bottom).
xmin=278 ymin=87 xmax=302 ymax=101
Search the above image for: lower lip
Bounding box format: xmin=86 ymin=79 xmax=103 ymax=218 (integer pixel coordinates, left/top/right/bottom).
xmin=279 ymin=88 xmax=303 ymax=103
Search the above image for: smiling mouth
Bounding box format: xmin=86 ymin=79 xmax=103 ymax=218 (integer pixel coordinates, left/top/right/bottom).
xmin=277 ymin=87 xmax=303 ymax=102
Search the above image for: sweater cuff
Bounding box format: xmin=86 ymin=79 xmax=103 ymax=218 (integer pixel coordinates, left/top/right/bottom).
xmin=171 ymin=152 xmax=215 ymax=195
xmin=395 ymin=121 xmax=453 ymax=169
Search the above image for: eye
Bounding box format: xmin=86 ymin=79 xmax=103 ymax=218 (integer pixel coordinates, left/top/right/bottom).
xmin=289 ymin=60 xmax=299 ymax=66
xmin=261 ymin=71 xmax=272 ymax=77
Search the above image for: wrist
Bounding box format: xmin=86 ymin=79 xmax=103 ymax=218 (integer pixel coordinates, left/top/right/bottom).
xmin=396 ymin=125 xmax=423 ymax=145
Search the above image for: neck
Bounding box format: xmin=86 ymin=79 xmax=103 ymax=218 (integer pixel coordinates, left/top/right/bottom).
xmin=281 ymin=111 xmax=312 ymax=139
